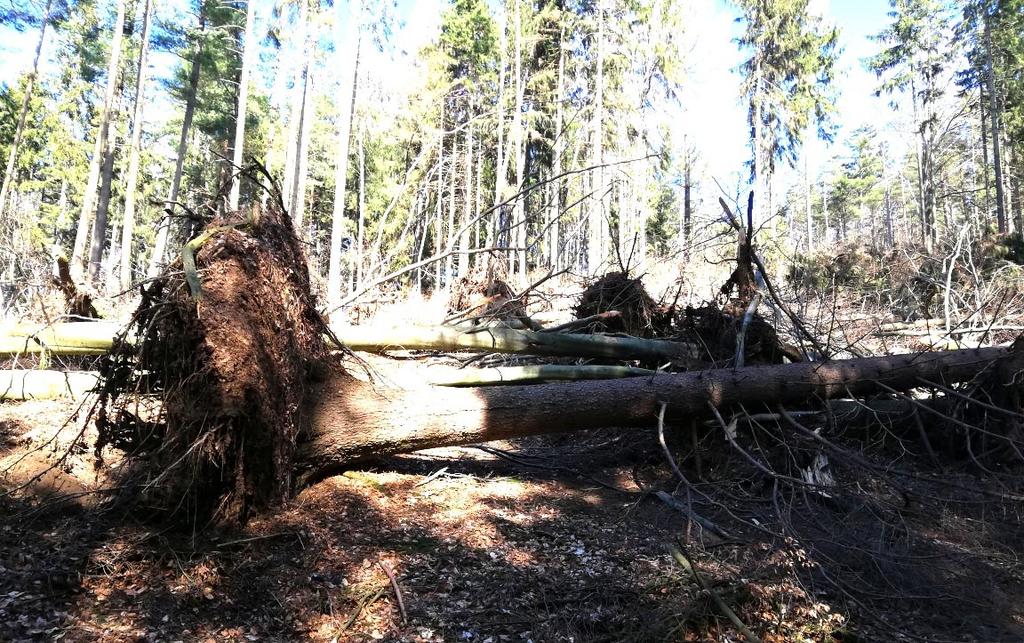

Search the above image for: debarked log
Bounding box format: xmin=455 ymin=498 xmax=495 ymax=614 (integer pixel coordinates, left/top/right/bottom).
xmin=0 ymin=322 xmax=119 ymax=355
xmin=297 ymin=345 xmax=1014 ymax=477
xmin=331 ymin=323 xmax=701 ymax=362
xmin=0 ymin=370 xmax=98 ymax=400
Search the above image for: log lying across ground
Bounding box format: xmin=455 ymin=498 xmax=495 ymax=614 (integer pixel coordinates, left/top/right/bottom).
xmin=334 ymin=324 xmax=703 ymax=362
xmin=0 ymin=322 xmax=118 ymax=355
xmin=1 ymin=321 xmax=700 ymax=363
xmin=299 ymin=345 xmax=1013 ymax=476
xmin=0 ymin=370 xmax=98 ymax=400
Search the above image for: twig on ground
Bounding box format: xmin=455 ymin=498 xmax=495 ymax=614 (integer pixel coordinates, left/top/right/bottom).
xmin=378 ymin=560 xmax=407 ymax=623
xmin=668 ymin=543 xmax=764 ymax=643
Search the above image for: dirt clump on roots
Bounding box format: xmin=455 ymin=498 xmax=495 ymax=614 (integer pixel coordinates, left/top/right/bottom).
xmin=96 ymin=203 xmax=340 ymax=526
xmin=574 ymin=271 xmax=672 ymax=338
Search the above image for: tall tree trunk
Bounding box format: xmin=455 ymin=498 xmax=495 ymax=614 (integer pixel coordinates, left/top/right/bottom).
xmin=326 ymin=1 xmax=361 ymax=315
xmin=445 ymin=136 xmax=457 ymax=285
xmin=290 ymin=58 xmax=315 ymax=236
xmin=909 ymin=79 xmax=929 ymax=249
xmin=979 ymin=85 xmax=991 ymax=223
xmin=356 ymin=126 xmax=365 ymax=288
xmin=983 ymin=17 xmax=1006 ymax=234
xmin=147 ymin=17 xmax=204 ymax=279
xmin=512 ymin=0 xmax=526 ymax=280
xmin=804 ymin=150 xmax=813 ymax=253
xmin=588 ymin=0 xmax=606 ymax=275
xmin=683 ymin=162 xmax=692 ymax=256
xmin=0 ymin=0 xmax=53 ymax=220
xmin=751 ymin=58 xmax=765 ymax=233
xmin=228 ymin=0 xmax=257 ymax=211
xmin=119 ymin=0 xmax=153 ymax=290
xmin=71 ymin=0 xmax=126 ymax=281
xmin=282 ymin=0 xmax=308 ymax=211
xmin=458 ymin=113 xmax=473 ymax=277
xmin=89 ymin=116 xmax=119 ymax=283
xmin=549 ymin=24 xmax=565 ymax=272
xmin=434 ymin=125 xmax=444 ymax=288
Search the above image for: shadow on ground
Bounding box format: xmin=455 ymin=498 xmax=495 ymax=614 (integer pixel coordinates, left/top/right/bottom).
xmin=1 ymin=406 xmax=1023 ymax=642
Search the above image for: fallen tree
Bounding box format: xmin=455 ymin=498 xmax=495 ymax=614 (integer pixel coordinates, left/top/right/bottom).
xmin=298 ymin=344 xmax=1014 ymax=479
xmin=0 ymin=320 xmax=700 ymax=362
xmin=0 ymin=370 xmax=97 ymax=400
xmin=0 ymin=321 xmax=118 ymax=356
xmin=333 ymin=323 xmax=701 ymax=362
xmin=92 ymin=203 xmax=1023 ymax=526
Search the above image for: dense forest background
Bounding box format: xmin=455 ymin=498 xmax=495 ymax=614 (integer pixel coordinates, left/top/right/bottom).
xmin=0 ymin=0 xmax=1021 ymax=317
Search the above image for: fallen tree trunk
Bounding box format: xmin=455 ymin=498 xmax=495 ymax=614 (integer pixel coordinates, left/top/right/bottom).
xmin=0 ymin=370 xmax=98 ymax=400
xmin=332 ymin=323 xmax=700 ymax=362
xmin=299 ymin=345 xmax=1013 ymax=477
xmin=0 ymin=322 xmax=117 ymax=356
xmin=427 ymin=364 xmax=658 ymax=386
xmin=3 ymin=321 xmax=699 ymax=363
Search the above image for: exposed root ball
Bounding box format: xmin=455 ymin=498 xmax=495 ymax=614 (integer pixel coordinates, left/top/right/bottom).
xmin=97 ymin=204 xmax=339 ymax=525
xmin=447 ymin=260 xmax=525 ymax=322
xmin=678 ymin=304 xmax=789 ymax=366
xmin=574 ymin=272 xmax=671 ymax=338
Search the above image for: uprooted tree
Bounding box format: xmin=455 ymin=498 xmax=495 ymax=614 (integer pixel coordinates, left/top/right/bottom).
xmin=92 ymin=203 xmax=1024 ymax=525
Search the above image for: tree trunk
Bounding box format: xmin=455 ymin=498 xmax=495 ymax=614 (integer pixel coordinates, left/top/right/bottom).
xmin=804 ymin=150 xmax=812 ymax=253
xmin=512 ymin=0 xmax=526 ymax=279
xmin=147 ymin=15 xmax=204 ymax=279
xmin=983 ymin=17 xmax=1006 ymax=234
xmin=71 ymin=0 xmax=126 ymax=281
xmin=356 ymin=126 xmax=365 ymax=288
xmin=458 ymin=112 xmax=473 ymax=277
xmin=120 ymin=0 xmax=153 ymax=290
xmin=290 ymin=44 xmax=315 ymax=235
xmin=88 ymin=124 xmax=118 ymax=283
xmin=0 ymin=0 xmax=52 ymax=219
xmin=326 ymin=1 xmax=361 ymax=314
xmin=547 ymin=23 xmax=565 ymax=271
xmin=228 ymin=0 xmax=257 ymax=211
xmin=282 ymin=0 xmax=308 ymax=211
xmin=434 ymin=124 xmax=444 ymax=288
xmin=0 ymin=370 xmax=98 ymax=401
xmin=299 ymin=345 xmax=1013 ymax=474
xmin=588 ymin=0 xmax=606 ymax=275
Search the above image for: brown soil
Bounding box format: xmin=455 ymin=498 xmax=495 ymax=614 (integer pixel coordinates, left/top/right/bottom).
xmin=3 ymin=399 xmax=1024 ymax=642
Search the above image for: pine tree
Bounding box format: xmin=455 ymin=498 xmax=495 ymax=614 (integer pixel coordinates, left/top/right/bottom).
xmin=735 ymin=0 xmax=838 ymax=231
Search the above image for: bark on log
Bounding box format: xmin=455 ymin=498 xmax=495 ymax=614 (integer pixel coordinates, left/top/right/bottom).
xmin=298 ymin=345 xmax=1012 ymax=478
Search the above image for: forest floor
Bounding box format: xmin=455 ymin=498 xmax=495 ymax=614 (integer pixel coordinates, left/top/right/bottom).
xmin=2 ymin=395 xmax=1024 ymax=642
